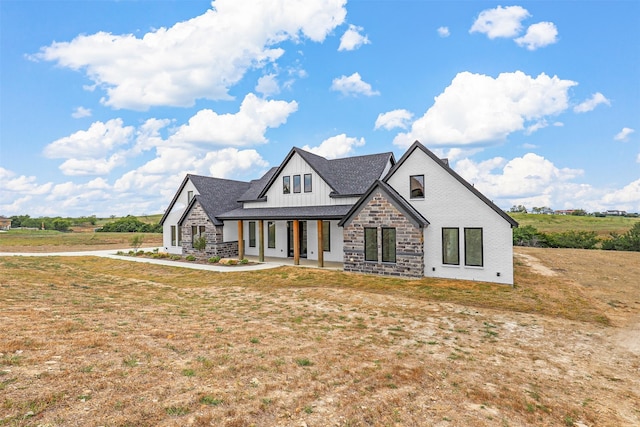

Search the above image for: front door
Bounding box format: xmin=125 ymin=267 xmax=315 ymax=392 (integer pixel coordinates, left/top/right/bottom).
xmin=287 ymin=221 xmax=307 ymax=258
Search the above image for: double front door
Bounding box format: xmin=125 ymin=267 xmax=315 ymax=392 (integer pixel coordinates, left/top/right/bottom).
xmin=287 ymin=220 xmax=307 ymax=258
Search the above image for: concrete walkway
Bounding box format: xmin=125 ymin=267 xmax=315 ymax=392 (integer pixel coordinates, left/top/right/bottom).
xmin=0 ymin=248 xmax=344 ymax=273
xmin=0 ymin=248 xmax=285 ymax=272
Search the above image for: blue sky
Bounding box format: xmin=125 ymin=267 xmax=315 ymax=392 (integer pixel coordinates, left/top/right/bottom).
xmin=1 ymin=0 xmax=639 ymax=217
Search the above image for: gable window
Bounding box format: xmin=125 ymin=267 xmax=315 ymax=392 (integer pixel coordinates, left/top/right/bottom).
xmin=304 ymin=174 xmax=312 ymax=192
xmin=187 ymin=190 xmax=194 ymax=203
xmin=464 ymin=228 xmax=483 ymax=267
xmin=410 ymin=175 xmax=424 ymax=199
xmin=268 ymin=221 xmax=276 ymax=248
xmin=283 ymin=176 xmax=290 ymax=194
xmin=364 ymin=227 xmax=378 ymax=261
xmin=382 ymin=228 xmax=396 ymax=263
xmin=442 ymin=227 xmax=459 ymax=265
xmin=249 ymin=221 xmax=256 ymax=247
xmin=322 ymin=221 xmax=330 ymax=252
xmin=293 ymin=175 xmax=301 ymax=193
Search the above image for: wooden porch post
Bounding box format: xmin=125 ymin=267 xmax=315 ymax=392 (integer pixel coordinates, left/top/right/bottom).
xmin=258 ymin=220 xmax=264 ymax=262
xmin=293 ymin=219 xmax=300 ymax=265
xmin=237 ymin=220 xmax=244 ymax=260
xmin=317 ymin=219 xmax=324 ymax=268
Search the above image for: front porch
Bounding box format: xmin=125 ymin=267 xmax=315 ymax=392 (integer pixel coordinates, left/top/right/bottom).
xmin=242 ymin=254 xmax=344 ymax=271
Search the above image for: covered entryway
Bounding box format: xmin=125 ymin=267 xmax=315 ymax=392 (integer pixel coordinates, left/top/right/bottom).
xmin=287 ymin=220 xmax=307 ymax=258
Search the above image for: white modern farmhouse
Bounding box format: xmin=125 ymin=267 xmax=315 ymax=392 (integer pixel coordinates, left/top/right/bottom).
xmin=160 ymin=141 xmax=518 ymax=284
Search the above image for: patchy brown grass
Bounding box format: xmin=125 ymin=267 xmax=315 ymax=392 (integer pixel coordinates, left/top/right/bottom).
xmin=0 ymin=230 xmax=162 ymax=252
xmin=1 ymin=248 xmax=639 ymax=426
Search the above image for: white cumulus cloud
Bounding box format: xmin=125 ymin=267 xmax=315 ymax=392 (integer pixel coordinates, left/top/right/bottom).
xmin=574 ymin=92 xmax=610 ymax=113
xmin=515 ymin=21 xmax=558 ymax=50
xmin=34 ymin=0 xmax=347 ymax=110
xmin=44 ymin=119 xmax=134 ymax=160
xmin=374 ymin=109 xmax=414 ymax=130
xmin=200 ymin=148 xmax=269 ymax=178
xmin=330 ymin=72 xmax=379 ymax=96
xmin=71 ymin=106 xmax=92 ymax=118
xmin=470 ymin=5 xmax=530 ymax=39
xmin=437 ymin=27 xmax=450 ymax=37
xmin=338 ymin=24 xmax=371 ymax=51
xmin=302 ymin=134 xmax=365 ymax=159
xmin=615 ymin=127 xmax=635 ymax=141
xmin=393 ymin=71 xmax=577 ymax=148
xmin=167 ymin=93 xmax=298 ymax=146
xmin=255 ymin=74 xmax=280 ymax=97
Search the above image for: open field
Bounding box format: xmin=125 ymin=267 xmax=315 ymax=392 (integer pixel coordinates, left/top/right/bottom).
xmin=1 ymin=247 xmax=639 ymax=426
xmin=509 ymin=213 xmax=640 ymax=237
xmin=0 ymin=230 xmax=163 ymax=252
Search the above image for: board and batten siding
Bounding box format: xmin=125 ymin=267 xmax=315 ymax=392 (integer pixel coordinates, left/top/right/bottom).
xmin=256 ymin=153 xmax=354 ymax=207
xmin=386 ymin=150 xmax=514 ymax=285
xmin=162 ymin=179 xmax=199 ymax=254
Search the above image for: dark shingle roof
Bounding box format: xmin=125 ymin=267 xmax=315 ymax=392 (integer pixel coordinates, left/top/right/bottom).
xmin=186 ymin=175 xmax=251 ymax=225
xmin=238 ymin=167 xmax=278 ymax=202
xmin=217 ymin=205 xmax=353 ymax=220
xmin=254 ymin=147 xmax=394 ymax=200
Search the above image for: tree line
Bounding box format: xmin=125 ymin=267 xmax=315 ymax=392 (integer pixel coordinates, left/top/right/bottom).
xmin=514 ymin=223 xmax=640 ymax=252
xmin=10 ymin=215 xmax=97 ymax=232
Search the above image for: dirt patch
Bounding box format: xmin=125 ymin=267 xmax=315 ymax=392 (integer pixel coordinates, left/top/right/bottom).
xmin=514 ymin=252 xmax=557 ymax=276
xmin=1 ymin=248 xmax=639 ymax=426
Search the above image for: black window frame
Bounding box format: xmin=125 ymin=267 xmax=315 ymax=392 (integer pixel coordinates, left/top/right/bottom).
xmin=364 ymin=227 xmax=378 ymax=262
xmin=249 ymin=221 xmax=256 ymax=247
xmin=410 ymin=175 xmax=425 ymax=199
xmin=171 ymin=225 xmax=177 ymax=246
xmin=322 ymin=220 xmax=330 ymax=252
xmin=283 ymin=176 xmax=290 ymax=194
xmin=381 ymin=227 xmax=396 ymax=263
xmin=187 ymin=190 xmax=194 ymax=203
xmin=304 ymin=173 xmax=312 ymax=193
xmin=293 ymin=175 xmax=301 ymax=193
xmin=464 ymin=227 xmax=484 ymax=267
xmin=442 ymin=227 xmax=460 ymax=265
xmin=268 ymin=221 xmax=276 ymax=249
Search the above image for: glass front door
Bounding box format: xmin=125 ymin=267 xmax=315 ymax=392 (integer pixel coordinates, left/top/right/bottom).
xmin=287 ymin=221 xmax=307 ymax=258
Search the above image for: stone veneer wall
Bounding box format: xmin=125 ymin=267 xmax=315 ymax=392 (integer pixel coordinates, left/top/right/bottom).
xmin=181 ymin=201 xmax=238 ymax=258
xmin=343 ymin=191 xmax=424 ymax=278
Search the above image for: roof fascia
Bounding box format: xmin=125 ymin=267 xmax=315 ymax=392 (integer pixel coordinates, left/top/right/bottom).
xmin=384 ymin=141 xmax=519 ymax=228
xmin=338 ymin=180 xmax=429 ymax=228
xmin=159 ymin=174 xmax=192 ymax=225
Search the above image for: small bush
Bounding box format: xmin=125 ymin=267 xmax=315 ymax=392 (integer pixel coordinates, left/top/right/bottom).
xmin=208 ymin=256 xmax=221 ymax=263
xmin=240 ymin=258 xmax=249 ymax=265
xmin=225 ymin=259 xmax=238 ymax=266
xmin=185 ymin=255 xmax=197 ymax=261
xmin=170 ymin=255 xmax=182 ymax=260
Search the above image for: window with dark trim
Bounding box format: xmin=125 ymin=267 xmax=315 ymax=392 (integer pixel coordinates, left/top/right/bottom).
xmin=191 ymin=225 xmax=205 ymax=244
xmin=322 ymin=221 xmax=330 ymax=252
xmin=464 ymin=228 xmax=483 ymax=267
xmin=382 ymin=228 xmax=396 ymax=263
xmin=268 ymin=221 xmax=276 ymax=248
xmin=249 ymin=221 xmax=256 ymax=247
xmin=283 ymin=176 xmax=290 ymax=194
xmin=177 ymin=226 xmax=182 ymax=246
xmin=442 ymin=227 xmax=459 ymax=265
xmin=171 ymin=226 xmax=177 ymax=246
xmin=304 ymin=173 xmax=312 ymax=192
xmin=410 ymin=175 xmax=424 ymax=199
xmin=293 ymin=175 xmax=301 ymax=193
xmin=187 ymin=190 xmax=194 ymax=203
xmin=364 ymin=227 xmax=378 ymax=261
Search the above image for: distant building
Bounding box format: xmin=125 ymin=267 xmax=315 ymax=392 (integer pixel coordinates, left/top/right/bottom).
xmin=606 ymin=210 xmax=627 ymax=216
xmin=554 ymin=209 xmax=577 ymax=215
xmin=0 ymin=216 xmax=11 ymax=230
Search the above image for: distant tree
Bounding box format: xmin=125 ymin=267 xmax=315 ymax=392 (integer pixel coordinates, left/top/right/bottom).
xmin=601 ymin=223 xmax=640 ymax=251
xmin=513 ymin=225 xmax=547 ymax=247
xmin=545 ymin=230 xmax=599 ymax=249
xmin=570 ymin=209 xmax=588 ymax=216
xmin=510 ymin=205 xmax=528 ymax=213
xmin=51 ymin=218 xmax=71 ymax=232
xmin=97 ymin=215 xmax=162 ymax=233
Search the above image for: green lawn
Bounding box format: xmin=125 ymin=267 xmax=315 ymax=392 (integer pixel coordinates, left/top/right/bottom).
xmin=508 ymin=212 xmax=639 ymax=236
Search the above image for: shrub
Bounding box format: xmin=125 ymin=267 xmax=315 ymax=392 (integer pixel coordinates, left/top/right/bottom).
xmin=130 ymin=234 xmax=144 ymax=251
xmin=545 ymin=230 xmax=599 ymax=249
xmin=208 ymin=256 xmax=221 ymax=263
xmin=240 ymin=258 xmax=249 ymax=265
xmin=170 ymin=255 xmax=182 ymax=260
xmin=193 ymin=235 xmax=207 ymax=252
xmin=225 ymin=259 xmax=238 ymax=266
xmin=185 ymin=255 xmax=197 ymax=261
xmin=601 ymin=223 xmax=640 ymax=251
xmin=513 ymin=225 xmax=548 ymax=247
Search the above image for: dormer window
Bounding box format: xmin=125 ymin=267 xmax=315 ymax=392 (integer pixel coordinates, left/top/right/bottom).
xmin=187 ymin=190 xmax=194 ymax=203
xmin=410 ymin=175 xmax=424 ymax=199
xmin=304 ymin=174 xmax=312 ymax=192
xmin=283 ymin=176 xmax=290 ymax=194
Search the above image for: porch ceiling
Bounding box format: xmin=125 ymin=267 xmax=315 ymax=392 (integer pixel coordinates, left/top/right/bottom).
xmin=217 ymin=205 xmax=353 ymax=221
